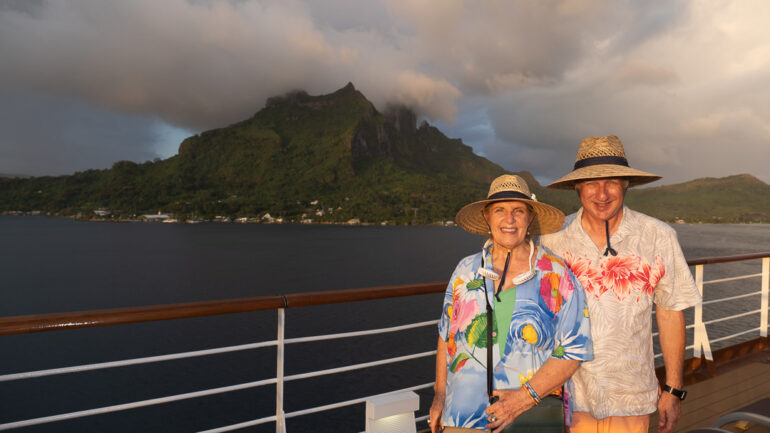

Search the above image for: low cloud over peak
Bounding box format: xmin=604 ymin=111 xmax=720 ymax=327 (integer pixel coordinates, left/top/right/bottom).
xmin=0 ymin=0 xmax=767 ymax=184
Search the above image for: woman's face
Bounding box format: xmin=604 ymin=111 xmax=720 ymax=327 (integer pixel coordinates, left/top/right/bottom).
xmin=483 ymin=201 xmax=533 ymax=250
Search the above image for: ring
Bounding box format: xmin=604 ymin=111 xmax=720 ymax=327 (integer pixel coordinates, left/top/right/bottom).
xmin=489 ymin=414 xmax=497 ymax=423
xmin=427 ymin=418 xmax=431 ymax=424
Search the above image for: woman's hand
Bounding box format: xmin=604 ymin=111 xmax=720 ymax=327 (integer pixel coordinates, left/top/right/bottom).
xmin=429 ymin=392 xmax=445 ymax=433
xmin=485 ymin=388 xmax=534 ymax=433
xmin=486 ymin=359 xmax=578 ymax=432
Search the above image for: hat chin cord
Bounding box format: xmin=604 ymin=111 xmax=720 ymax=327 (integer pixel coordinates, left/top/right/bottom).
xmin=603 ymin=220 xmax=618 ymax=256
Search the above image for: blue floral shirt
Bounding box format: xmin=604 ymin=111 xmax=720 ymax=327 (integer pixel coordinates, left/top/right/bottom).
xmin=438 ymin=241 xmax=593 ymax=429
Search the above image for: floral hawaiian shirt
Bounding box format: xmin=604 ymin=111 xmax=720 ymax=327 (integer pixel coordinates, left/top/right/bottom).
xmin=540 ymin=207 xmax=701 ymax=419
xmin=438 ymin=240 xmax=593 ymax=429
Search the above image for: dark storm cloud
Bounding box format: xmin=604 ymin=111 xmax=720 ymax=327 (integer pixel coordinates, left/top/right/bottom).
xmin=0 ymin=0 xmax=767 ymax=182
xmin=0 ymin=0 xmax=461 ymax=131
xmin=473 ymin=1 xmax=770 ymax=184
xmin=0 ymin=0 xmax=45 ymax=17
xmin=0 ymin=90 xmax=178 ymax=176
xmin=0 ymin=0 xmax=683 ymax=130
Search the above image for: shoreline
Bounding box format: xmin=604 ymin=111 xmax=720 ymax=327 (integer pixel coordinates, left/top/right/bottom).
xmin=2 ymin=212 xmax=770 ymax=226
xmin=0 ymin=212 xmax=456 ymax=227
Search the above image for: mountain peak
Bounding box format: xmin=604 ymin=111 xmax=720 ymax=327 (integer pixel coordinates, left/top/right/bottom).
xmin=643 ymin=173 xmax=769 ymax=192
xmin=264 ymin=82 xmax=371 ymax=114
xmin=341 ymin=81 xmax=356 ymax=91
xmin=384 ymin=104 xmax=417 ymax=134
xmin=515 ymin=170 xmax=540 ymax=188
xmin=729 ymin=173 xmax=767 ymax=186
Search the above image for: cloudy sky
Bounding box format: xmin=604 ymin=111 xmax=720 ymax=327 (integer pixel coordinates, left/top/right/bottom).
xmin=1 ymin=0 xmax=768 ymax=185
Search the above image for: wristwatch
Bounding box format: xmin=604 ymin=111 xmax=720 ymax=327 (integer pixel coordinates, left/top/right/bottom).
xmin=661 ymin=385 xmax=687 ymax=401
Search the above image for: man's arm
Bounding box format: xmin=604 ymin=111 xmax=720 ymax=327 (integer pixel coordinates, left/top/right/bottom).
xmin=656 ymin=308 xmax=685 ymax=433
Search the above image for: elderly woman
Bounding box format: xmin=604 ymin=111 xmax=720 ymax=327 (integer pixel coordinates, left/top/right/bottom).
xmin=430 ymin=174 xmax=592 ymax=433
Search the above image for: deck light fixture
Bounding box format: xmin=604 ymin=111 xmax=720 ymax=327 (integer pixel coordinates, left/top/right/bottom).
xmin=365 ymin=391 xmax=419 ymax=433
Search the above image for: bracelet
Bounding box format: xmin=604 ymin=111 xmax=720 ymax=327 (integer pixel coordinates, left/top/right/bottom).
xmin=523 ymin=381 xmax=541 ymax=405
xmin=524 ymin=388 xmax=539 ymax=406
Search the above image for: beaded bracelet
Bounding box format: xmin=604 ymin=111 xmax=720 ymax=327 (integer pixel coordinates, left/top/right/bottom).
xmin=523 ymin=381 xmax=542 ymax=405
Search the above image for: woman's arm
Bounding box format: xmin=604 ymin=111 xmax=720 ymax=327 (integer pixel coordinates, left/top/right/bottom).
xmin=526 ymin=357 xmax=579 ymax=397
xmin=429 ymin=337 xmax=447 ymax=433
xmin=486 ymin=358 xmax=579 ymax=433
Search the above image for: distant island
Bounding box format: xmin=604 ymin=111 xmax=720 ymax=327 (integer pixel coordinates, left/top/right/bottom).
xmin=1 ymin=83 xmax=769 ymax=224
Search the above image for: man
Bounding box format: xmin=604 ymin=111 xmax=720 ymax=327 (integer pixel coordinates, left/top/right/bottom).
xmin=541 ymin=135 xmax=701 ymax=433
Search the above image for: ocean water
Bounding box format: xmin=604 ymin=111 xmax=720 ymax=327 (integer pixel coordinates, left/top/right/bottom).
xmin=0 ymin=217 xmax=768 ymax=432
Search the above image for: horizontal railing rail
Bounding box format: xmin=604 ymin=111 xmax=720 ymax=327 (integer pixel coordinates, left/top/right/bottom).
xmin=2 ymin=252 xmax=768 ymax=336
xmin=686 ymin=252 xmax=770 ymax=266
xmin=0 ymin=282 xmax=446 ymax=336
xmin=0 ymin=252 xmax=768 ymax=432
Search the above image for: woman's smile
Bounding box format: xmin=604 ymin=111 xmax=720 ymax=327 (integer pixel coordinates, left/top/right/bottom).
xmin=485 ymin=201 xmax=533 ymax=250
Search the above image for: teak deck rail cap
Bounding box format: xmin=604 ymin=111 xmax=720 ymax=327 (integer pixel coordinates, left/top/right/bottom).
xmin=0 ymin=282 xmax=446 ymax=336
xmin=1 ymin=251 xmax=768 ymax=336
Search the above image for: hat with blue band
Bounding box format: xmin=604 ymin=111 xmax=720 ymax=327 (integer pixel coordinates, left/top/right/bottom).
xmin=547 ymin=135 xmax=661 ymax=190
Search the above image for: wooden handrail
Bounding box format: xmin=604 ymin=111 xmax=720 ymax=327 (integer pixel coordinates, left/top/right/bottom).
xmin=0 ymin=282 xmax=446 ymax=336
xmin=686 ymin=251 xmax=770 ymax=266
xmin=1 ymin=251 xmax=768 ymax=336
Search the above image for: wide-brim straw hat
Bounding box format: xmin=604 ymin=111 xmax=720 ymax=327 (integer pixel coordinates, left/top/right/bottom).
xmin=456 ymin=174 xmax=565 ymax=236
xmin=547 ymin=135 xmax=661 ymax=190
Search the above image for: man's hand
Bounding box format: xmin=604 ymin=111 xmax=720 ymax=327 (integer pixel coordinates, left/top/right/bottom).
xmin=657 ymin=391 xmax=681 ymax=433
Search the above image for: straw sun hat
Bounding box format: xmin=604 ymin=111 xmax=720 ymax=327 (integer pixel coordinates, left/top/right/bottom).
xmin=547 ymin=135 xmax=661 ymax=190
xmin=456 ymin=174 xmax=565 ymax=236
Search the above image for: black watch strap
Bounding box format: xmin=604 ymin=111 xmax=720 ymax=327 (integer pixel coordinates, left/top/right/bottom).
xmin=662 ymin=385 xmax=687 ymax=401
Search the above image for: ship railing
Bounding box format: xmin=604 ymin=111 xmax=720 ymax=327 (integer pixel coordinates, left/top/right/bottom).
xmin=0 ymin=252 xmax=768 ymax=432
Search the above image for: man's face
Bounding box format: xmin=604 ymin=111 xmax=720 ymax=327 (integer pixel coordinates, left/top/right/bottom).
xmin=576 ymin=178 xmax=626 ymax=222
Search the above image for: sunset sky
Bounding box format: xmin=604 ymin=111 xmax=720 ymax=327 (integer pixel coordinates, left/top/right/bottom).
xmin=1 ymin=0 xmax=768 ymax=185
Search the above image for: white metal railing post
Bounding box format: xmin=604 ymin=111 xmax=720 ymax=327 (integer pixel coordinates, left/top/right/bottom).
xmin=276 ymin=308 xmax=286 ymax=433
xmin=692 ymin=264 xmax=713 ymax=360
xmin=761 ymin=258 xmax=769 ymax=337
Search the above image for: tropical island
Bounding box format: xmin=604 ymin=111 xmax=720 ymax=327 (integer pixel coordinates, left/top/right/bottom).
xmin=1 ymin=84 xmax=769 ymax=224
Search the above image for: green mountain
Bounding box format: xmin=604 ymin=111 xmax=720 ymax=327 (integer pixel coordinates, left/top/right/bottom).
xmin=1 ymin=83 xmax=767 ymax=224
xmin=624 ymin=174 xmax=770 ymax=223
xmin=0 ymin=83 xmax=506 ymax=224
xmin=527 ymin=172 xmax=770 ymax=223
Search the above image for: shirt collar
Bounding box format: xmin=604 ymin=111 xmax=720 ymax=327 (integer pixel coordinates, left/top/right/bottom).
xmin=569 ymin=206 xmax=632 ymax=254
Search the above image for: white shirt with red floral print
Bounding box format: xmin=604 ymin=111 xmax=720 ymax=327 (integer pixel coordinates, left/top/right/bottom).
xmin=541 ymin=206 xmax=700 ymax=419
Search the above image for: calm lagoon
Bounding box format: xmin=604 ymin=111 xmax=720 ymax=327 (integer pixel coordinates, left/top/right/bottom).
xmin=1 ymin=217 xmax=768 ymax=432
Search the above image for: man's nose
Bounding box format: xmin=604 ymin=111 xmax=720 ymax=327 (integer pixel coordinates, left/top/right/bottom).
xmin=596 ymin=184 xmax=608 ymax=200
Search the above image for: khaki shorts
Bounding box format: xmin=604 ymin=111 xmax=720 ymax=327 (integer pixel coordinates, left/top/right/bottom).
xmin=570 ymin=411 xmax=650 ymax=433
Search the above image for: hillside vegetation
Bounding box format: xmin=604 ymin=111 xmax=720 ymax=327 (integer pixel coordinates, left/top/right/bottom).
xmin=1 ymin=84 xmax=767 ymax=224
xmin=625 ymin=174 xmax=770 ymax=223
xmin=0 ymin=84 xmax=505 ymax=224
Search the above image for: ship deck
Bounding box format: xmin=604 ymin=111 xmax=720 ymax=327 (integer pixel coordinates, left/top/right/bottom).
xmin=653 ymin=347 xmax=770 ymax=433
